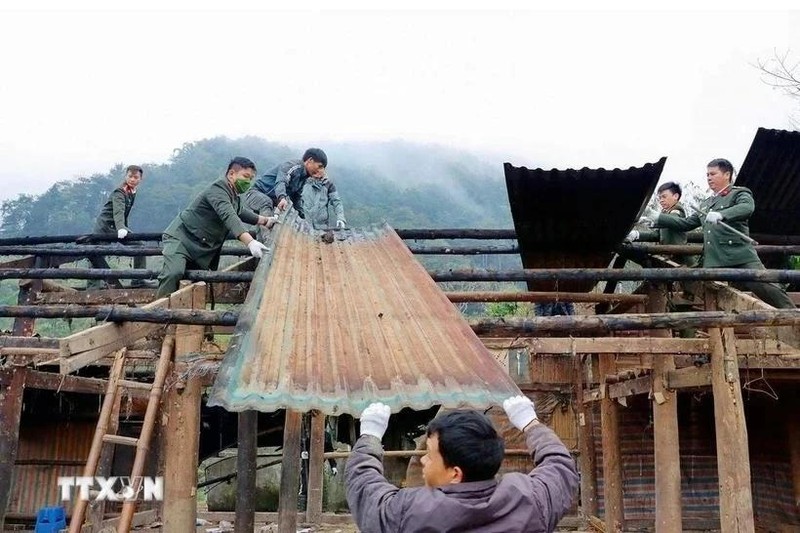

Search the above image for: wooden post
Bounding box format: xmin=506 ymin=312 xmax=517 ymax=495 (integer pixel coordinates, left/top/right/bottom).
xmin=0 ymin=368 xmax=26 ymax=530
xmin=236 ymin=411 xmax=258 ymax=533
xmin=788 ymin=399 xmax=800 ymax=511
xmin=599 ymin=352 xmax=624 ymax=531
xmin=278 ymin=410 xmax=303 ymax=533
xmin=647 ymin=284 xmax=682 ymax=532
xmin=706 ymin=292 xmax=755 ymax=532
xmin=306 ymin=411 xmax=326 ymax=524
xmin=574 ymin=355 xmax=598 ymax=517
xmin=162 ymin=284 xmax=205 ymax=531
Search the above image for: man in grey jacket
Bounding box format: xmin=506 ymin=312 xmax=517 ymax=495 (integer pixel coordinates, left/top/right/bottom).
xmin=301 ymin=172 xmax=346 ymax=229
xmin=345 ymin=396 xmax=579 ymax=533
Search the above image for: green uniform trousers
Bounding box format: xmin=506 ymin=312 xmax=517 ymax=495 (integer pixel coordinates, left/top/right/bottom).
xmin=729 ymin=260 xmax=796 ymax=309
xmin=156 ymin=235 xmax=220 ymax=298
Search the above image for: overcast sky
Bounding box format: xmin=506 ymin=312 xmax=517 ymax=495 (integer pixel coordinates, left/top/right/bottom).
xmin=1 ymin=3 xmax=798 ymax=202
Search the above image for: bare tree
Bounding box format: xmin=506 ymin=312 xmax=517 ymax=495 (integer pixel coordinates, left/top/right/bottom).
xmin=755 ymin=49 xmax=800 ymax=128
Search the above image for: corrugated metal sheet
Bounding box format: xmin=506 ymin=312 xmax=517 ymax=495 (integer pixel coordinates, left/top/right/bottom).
xmin=209 ymin=219 xmax=520 ymax=415
xmin=7 ymin=421 xmax=94 ymax=518
xmin=736 ymin=127 xmax=800 ymax=237
xmin=504 ymin=158 xmax=666 ymax=291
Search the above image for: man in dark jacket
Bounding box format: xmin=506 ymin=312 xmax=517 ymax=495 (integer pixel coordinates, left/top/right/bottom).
xmin=346 ymin=396 xmax=579 ymax=533
xmin=242 ymin=148 xmax=327 ymax=236
xmin=85 ymin=165 xmax=148 ymax=289
xmin=648 ymin=158 xmax=794 ymax=309
xmin=155 ymin=157 xmax=274 ymax=298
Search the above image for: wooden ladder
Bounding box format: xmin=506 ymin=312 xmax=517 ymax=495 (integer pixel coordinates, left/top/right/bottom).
xmin=69 ymin=334 xmax=175 ymax=533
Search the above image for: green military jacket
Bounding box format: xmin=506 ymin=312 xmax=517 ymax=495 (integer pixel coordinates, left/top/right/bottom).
xmin=657 ymin=203 xmax=687 ymax=245
xmin=93 ymin=186 xmax=135 ymax=233
xmin=163 ymin=178 xmax=260 ymax=268
xmin=656 ymin=186 xmax=760 ymax=268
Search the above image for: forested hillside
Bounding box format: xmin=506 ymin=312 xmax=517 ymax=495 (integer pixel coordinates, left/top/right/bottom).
xmin=0 ymin=136 xmax=514 ymax=236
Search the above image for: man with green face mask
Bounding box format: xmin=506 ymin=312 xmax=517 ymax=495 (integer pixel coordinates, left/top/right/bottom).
xmin=156 ymin=157 xmax=276 ymax=298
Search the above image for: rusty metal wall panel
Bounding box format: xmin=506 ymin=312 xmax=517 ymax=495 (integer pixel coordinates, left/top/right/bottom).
xmin=736 ymin=127 xmax=800 ymax=237
xmin=8 ymin=421 xmax=93 ymax=518
xmin=504 ymin=159 xmax=665 ymax=291
xmin=209 ymin=220 xmax=520 ymax=415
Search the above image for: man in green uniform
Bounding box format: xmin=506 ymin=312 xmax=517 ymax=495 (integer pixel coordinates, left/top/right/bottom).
xmin=85 ymin=165 xmax=149 ymax=289
xmin=155 ymin=157 xmax=274 ymax=298
xmin=627 ymin=181 xmax=697 ymax=266
xmin=644 ymin=159 xmax=795 ymax=309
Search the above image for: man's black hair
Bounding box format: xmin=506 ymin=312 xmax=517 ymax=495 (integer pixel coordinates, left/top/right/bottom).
xmin=657 ymin=181 xmax=682 ymax=198
xmin=227 ymin=156 xmax=257 ymax=174
xmin=125 ymin=165 xmax=143 ymax=176
xmin=303 ymin=148 xmax=328 ymax=168
xmin=707 ymin=158 xmax=735 ymax=179
xmin=426 ymin=410 xmax=504 ymax=482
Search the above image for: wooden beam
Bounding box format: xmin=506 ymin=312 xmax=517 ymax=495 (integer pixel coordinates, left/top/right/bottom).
xmin=667 ymin=367 xmax=712 ymax=389
xmin=647 ymin=284 xmax=682 ymax=532
xmin=162 ymin=284 xmax=204 ymax=532
xmin=9 ymin=369 xmax=148 ymax=398
xmin=0 ymin=368 xmax=26 ymax=531
xmin=58 ymin=282 xmax=196 ymax=374
xmin=307 ymin=411 xmax=326 ymax=524
xmin=278 ymin=410 xmax=303 ymax=533
xmin=235 ymin=411 xmax=258 ymax=533
xmin=707 ymin=293 xmax=755 ymax=532
xmin=598 ymin=353 xmax=624 ymax=532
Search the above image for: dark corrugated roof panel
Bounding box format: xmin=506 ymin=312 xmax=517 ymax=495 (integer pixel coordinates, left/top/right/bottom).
xmin=208 ymin=219 xmax=520 ymax=415
xmin=504 ymin=158 xmax=666 ymax=291
xmin=736 ymin=128 xmax=800 ymax=237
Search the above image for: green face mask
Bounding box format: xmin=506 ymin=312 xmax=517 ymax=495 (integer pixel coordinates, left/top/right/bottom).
xmin=234 ymin=178 xmax=252 ymax=194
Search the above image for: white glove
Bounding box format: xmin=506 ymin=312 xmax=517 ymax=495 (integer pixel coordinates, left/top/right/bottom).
xmin=117 ymin=228 xmax=129 ymax=239
xmin=336 ymin=219 xmax=346 ymax=229
xmin=503 ymin=395 xmax=537 ymax=431
xmin=706 ymin=211 xmax=723 ymax=225
xmin=359 ymin=402 xmax=391 ymax=439
xmin=625 ymin=230 xmax=640 ymax=242
xmin=331 ymin=466 xmax=338 ymax=476
xmin=247 ymin=240 xmax=268 ymax=259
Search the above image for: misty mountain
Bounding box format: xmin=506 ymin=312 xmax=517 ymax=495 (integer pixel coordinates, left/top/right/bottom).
xmin=0 ymin=136 xmax=515 ymax=236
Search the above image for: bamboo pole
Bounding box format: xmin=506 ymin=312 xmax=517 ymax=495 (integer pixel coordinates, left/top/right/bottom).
xmin=430 ymin=267 xmax=800 ymax=284
xmin=647 ymin=284 xmax=682 ymax=532
xmin=0 ymin=267 xmax=251 ymax=282
xmin=445 ymin=291 xmax=647 ymax=304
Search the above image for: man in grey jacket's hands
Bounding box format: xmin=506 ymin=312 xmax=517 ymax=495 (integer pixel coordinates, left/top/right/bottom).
xmin=345 ymin=396 xmax=579 ymax=533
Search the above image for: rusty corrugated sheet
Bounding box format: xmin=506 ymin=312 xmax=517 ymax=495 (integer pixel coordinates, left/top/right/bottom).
xmin=504 ymin=158 xmax=665 ymax=291
xmin=736 ymin=127 xmax=800 ymax=238
xmin=7 ymin=421 xmax=93 ymax=518
xmin=208 ymin=219 xmax=520 ymax=415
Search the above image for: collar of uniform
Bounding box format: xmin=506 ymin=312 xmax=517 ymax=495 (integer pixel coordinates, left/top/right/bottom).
xmin=716 ymin=184 xmax=733 ymax=197
xmin=123 ymin=184 xmax=137 ymax=194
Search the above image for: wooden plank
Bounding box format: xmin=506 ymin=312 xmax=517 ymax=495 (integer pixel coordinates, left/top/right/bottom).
xmin=607 ymin=375 xmax=651 ymax=399
xmin=307 ymin=411 xmax=326 ymax=524
xmin=707 ymin=292 xmax=755 ymax=532
xmin=648 ymin=284 xmax=682 ymax=532
xmin=18 ymin=369 xmax=148 ymax=398
xmin=598 ymin=353 xmax=624 ymax=532
xmin=0 ymin=368 xmax=26 ymax=531
xmin=162 ymin=284 xmax=205 ymax=532
xmin=236 ymin=411 xmax=258 ymax=533
xmin=278 ymin=410 xmax=303 ymax=533
xmin=667 ymin=367 xmax=712 ymax=389
xmin=58 ymin=282 xmax=196 ymax=374
xmin=0 ymin=336 xmax=59 ymax=349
